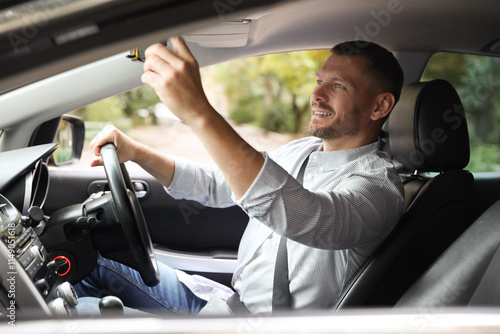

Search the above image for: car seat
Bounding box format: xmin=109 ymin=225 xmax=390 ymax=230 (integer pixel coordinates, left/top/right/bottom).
xmin=336 ymin=79 xmax=475 ymax=308
xmin=396 ymin=199 xmax=500 ymax=307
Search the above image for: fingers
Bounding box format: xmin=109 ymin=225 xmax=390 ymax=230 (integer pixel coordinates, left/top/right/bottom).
xmin=143 ymin=45 xmax=171 ymax=78
xmin=90 ymin=157 xmax=103 ymax=167
xmin=141 ymin=36 xmax=207 ymax=120
xmin=142 ymin=37 xmax=197 ymax=80
xmin=89 ymin=125 xmax=121 ymax=167
xmin=170 ymin=36 xmax=194 ymax=60
xmin=90 ymin=125 xmax=116 ymax=154
xmin=141 ymin=44 xmax=174 ymax=100
xmin=144 ymin=37 xmax=193 ymax=69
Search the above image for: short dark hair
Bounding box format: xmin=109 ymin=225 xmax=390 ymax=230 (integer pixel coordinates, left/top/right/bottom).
xmin=330 ymin=41 xmax=404 ymax=104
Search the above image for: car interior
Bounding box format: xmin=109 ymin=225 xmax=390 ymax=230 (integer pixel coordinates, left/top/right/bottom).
xmin=396 ymin=199 xmax=500 ymax=308
xmin=336 ymin=79 xmax=475 ymax=308
xmin=1 ymin=0 xmax=500 ymax=331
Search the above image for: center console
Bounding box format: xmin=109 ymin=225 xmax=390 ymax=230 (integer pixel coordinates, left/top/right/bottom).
xmin=0 ymin=194 xmax=78 ymax=317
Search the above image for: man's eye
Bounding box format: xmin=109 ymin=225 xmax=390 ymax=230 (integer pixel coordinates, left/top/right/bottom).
xmin=334 ymin=83 xmax=345 ymax=89
xmin=316 ymin=80 xmax=323 ymax=85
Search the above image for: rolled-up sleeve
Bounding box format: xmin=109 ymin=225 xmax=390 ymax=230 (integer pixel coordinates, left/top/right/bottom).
xmin=236 ymin=152 xmax=403 ymax=250
xmin=166 ymin=156 xmax=235 ymax=208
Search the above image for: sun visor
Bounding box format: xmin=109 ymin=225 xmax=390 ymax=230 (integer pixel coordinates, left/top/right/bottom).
xmin=183 ymin=20 xmax=251 ymax=48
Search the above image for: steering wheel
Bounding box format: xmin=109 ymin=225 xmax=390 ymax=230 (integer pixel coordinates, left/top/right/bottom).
xmin=100 ymin=143 xmax=160 ymax=287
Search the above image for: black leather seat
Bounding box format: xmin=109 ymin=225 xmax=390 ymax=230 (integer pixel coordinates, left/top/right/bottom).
xmin=336 ymin=79 xmax=475 ymax=309
xmin=396 ymin=199 xmax=500 ymax=307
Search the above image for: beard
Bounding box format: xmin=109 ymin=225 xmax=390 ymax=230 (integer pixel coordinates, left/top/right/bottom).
xmin=307 ymin=103 xmax=360 ymax=140
xmin=307 ymin=119 xmax=340 ymax=139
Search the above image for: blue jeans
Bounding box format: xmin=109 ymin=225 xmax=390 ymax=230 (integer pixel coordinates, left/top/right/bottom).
xmin=74 ymin=257 xmax=207 ymax=316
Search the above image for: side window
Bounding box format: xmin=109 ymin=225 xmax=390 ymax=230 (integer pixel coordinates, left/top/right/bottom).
xmin=63 ymin=50 xmax=329 ymax=170
xmin=421 ymin=53 xmax=500 ymax=172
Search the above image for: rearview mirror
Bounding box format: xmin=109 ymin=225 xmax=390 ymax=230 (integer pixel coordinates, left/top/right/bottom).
xmin=50 ymin=114 xmax=85 ymax=166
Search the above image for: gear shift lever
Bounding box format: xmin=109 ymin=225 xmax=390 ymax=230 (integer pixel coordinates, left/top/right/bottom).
xmin=99 ymin=296 xmax=124 ymax=316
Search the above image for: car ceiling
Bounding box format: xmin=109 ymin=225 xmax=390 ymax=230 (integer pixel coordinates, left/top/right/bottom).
xmin=1 ymin=0 xmax=500 ymax=91
xmin=0 ymin=0 xmax=500 ymax=148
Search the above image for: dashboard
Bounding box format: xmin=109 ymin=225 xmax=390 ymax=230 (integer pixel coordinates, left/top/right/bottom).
xmin=0 ymin=143 xmax=78 ymax=320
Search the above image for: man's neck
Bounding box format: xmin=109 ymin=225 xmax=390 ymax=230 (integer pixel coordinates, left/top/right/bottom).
xmin=321 ymin=136 xmax=378 ymax=152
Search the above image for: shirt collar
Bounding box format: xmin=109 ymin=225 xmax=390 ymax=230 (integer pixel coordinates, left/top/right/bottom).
xmin=310 ymin=140 xmax=380 ymax=169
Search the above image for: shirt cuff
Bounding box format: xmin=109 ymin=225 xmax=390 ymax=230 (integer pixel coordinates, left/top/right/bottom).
xmin=235 ymin=152 xmax=291 ymax=214
xmin=165 ymin=156 xmax=197 ymax=199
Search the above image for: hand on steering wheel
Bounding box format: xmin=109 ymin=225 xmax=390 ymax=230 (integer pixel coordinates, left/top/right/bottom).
xmin=100 ymin=143 xmax=160 ymax=287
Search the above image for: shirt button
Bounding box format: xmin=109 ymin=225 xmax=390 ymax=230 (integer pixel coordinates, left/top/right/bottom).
xmin=307 ymin=174 xmax=313 ymax=180
xmin=319 ymin=167 xmax=324 ymax=172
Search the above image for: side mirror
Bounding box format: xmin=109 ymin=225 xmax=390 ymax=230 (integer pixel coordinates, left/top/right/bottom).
xmin=50 ymin=115 xmax=85 ymax=166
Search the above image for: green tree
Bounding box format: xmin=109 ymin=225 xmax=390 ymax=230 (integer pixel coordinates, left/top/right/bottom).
xmin=73 ymin=86 xmax=160 ymax=124
xmin=210 ymin=50 xmax=331 ymax=133
xmin=71 ymin=86 xmax=161 ymax=140
xmin=421 ymin=53 xmax=466 ymax=89
xmin=118 ymin=86 xmax=162 ymax=123
xmin=456 ymin=55 xmax=500 ymax=145
xmin=422 ymin=52 xmax=500 ymax=171
xmin=457 ymin=55 xmax=500 ymax=172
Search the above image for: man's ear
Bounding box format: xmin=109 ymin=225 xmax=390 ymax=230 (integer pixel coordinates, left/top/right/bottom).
xmin=371 ymin=92 xmax=395 ymax=121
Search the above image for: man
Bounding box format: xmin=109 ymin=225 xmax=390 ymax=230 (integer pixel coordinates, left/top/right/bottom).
xmin=75 ymin=38 xmax=405 ymax=316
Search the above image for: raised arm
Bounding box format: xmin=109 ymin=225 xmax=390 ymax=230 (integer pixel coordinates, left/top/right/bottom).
xmin=141 ymin=37 xmax=264 ymax=199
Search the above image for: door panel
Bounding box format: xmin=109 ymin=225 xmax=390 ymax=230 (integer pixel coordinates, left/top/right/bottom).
xmin=44 ymin=167 xmax=248 ymax=284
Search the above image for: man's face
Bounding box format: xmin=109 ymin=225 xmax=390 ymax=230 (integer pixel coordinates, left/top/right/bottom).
xmin=307 ymin=54 xmax=378 ymax=143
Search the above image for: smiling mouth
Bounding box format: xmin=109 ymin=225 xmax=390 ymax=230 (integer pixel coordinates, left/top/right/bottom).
xmin=314 ymin=111 xmax=333 ymax=116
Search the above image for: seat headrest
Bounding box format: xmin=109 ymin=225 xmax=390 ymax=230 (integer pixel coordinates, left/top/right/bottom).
xmin=388 ymin=79 xmax=470 ymax=173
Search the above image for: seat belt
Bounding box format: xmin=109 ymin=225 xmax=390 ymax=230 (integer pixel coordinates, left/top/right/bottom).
xmin=226 ymin=154 xmax=311 ymax=314
xmin=226 ymin=292 xmax=251 ymax=314
xmin=272 ymin=236 xmax=291 ymax=310
xmin=272 ymin=155 xmax=309 ymax=311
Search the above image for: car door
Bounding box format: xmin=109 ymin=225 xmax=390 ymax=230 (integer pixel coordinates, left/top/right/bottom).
xmin=44 ymin=165 xmax=248 ymax=287
xmin=40 ymin=46 xmax=313 ymax=288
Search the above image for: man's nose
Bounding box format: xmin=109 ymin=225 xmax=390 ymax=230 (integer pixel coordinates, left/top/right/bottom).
xmin=312 ymin=85 xmax=328 ymax=102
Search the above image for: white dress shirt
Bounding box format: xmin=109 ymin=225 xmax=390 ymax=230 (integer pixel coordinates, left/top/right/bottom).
xmin=167 ymin=137 xmax=404 ymax=315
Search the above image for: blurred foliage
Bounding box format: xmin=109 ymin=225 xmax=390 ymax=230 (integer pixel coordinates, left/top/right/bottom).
xmin=207 ymin=50 xmax=331 ymax=133
xmin=422 ymin=53 xmax=500 ymax=172
xmin=70 ymin=86 xmax=161 ymax=140
xmin=119 ymin=87 xmax=162 ymax=122
xmin=466 ymin=144 xmax=500 ymax=172
xmin=71 ymin=50 xmax=331 ymax=137
xmin=68 ymin=50 xmax=500 ymax=172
